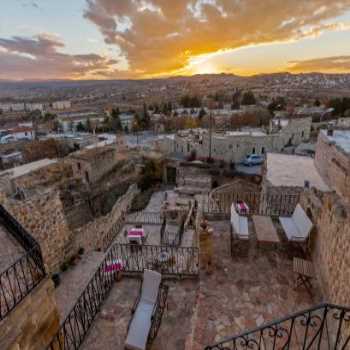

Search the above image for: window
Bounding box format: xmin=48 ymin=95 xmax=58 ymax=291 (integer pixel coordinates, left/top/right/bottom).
xmin=187 ymin=143 xmax=190 ymax=152
xmin=252 ymin=147 xmax=256 ymax=154
xmin=261 ymin=147 xmax=265 ymax=154
xmin=77 ymin=162 xmax=81 ymax=171
xmin=85 ymin=171 xmax=90 ymax=183
xmin=301 ymin=131 xmax=305 ymax=138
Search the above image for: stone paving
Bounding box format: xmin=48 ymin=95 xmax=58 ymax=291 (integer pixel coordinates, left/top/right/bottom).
xmin=54 ymin=250 xmax=105 ymax=321
xmin=80 ymin=219 xmax=321 ymax=350
xmin=191 ymin=220 xmax=322 ymax=349
xmin=82 ymin=278 xmax=199 ymax=350
xmin=0 ymin=223 xmax=24 ymax=272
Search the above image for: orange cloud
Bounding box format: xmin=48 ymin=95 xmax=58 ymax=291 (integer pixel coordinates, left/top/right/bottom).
xmin=0 ymin=34 xmax=123 ymax=80
xmin=84 ymin=0 xmax=350 ymax=77
xmin=288 ymin=55 xmax=350 ymax=73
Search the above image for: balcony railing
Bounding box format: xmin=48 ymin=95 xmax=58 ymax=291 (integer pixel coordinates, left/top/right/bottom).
xmin=47 ymin=248 xmax=123 ymax=350
xmin=0 ymin=245 xmax=45 ymax=321
xmin=126 ymin=211 xmax=163 ymax=225
xmin=204 ymin=303 xmax=350 ymax=350
xmin=203 ymin=192 xmax=300 ymax=218
xmin=110 ymin=243 xmax=199 ymax=278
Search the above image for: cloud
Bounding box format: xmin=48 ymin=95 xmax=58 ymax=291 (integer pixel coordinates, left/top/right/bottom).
xmin=0 ymin=34 xmax=123 ymax=80
xmin=84 ymin=0 xmax=350 ymax=76
xmin=288 ymin=55 xmax=350 ymax=73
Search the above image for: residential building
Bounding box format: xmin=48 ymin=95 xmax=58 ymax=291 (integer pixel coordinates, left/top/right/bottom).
xmin=119 ymin=112 xmax=135 ymax=130
xmin=52 ymin=100 xmax=71 ymax=110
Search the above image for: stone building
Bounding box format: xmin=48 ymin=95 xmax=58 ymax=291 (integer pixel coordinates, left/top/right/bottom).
xmin=70 ymin=146 xmax=120 ymax=184
xmin=158 ymin=117 xmax=311 ymax=163
xmin=315 ymin=129 xmax=350 ymax=200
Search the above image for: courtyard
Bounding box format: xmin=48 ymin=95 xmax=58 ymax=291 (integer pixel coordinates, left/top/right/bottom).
xmin=79 ymin=220 xmax=320 ymax=350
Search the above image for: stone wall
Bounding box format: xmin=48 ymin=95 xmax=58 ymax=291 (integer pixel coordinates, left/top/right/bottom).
xmin=315 ymin=131 xmax=350 ymax=199
xmin=3 ymin=190 xmax=74 ymax=274
xmin=73 ymin=184 xmax=139 ymax=252
xmin=0 ymin=278 xmax=60 ymax=350
xmin=13 ymin=161 xmax=73 ymax=192
xmin=301 ymin=189 xmax=350 ymax=305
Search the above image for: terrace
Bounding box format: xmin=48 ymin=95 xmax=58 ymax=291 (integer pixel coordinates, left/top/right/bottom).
xmin=4 ymin=186 xmax=348 ymax=349
xmin=78 ymin=220 xmax=320 ymax=350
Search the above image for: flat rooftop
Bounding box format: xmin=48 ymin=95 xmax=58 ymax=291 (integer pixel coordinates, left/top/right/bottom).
xmin=266 ymin=153 xmax=330 ymax=191
xmin=0 ymin=158 xmax=57 ymax=179
xmin=322 ymin=129 xmax=350 ymax=155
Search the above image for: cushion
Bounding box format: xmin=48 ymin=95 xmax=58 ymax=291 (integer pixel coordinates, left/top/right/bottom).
xmin=141 ymin=269 xmax=161 ymax=305
xmin=125 ymin=301 xmax=153 ymax=350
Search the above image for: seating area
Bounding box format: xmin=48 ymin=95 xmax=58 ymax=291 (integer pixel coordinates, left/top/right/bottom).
xmin=231 ymin=201 xmax=313 ymax=248
xmin=125 ymin=270 xmax=168 ymax=350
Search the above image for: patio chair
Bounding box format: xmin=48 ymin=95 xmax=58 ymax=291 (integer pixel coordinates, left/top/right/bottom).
xmin=230 ymin=203 xmax=249 ymax=239
xmin=279 ymin=204 xmax=313 ymax=242
xmin=125 ymin=270 xmax=168 ymax=350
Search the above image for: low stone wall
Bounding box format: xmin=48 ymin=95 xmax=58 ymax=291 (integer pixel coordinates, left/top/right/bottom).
xmin=73 ymin=184 xmax=140 ymax=252
xmin=0 ymin=278 xmax=60 ymax=350
xmin=301 ymin=189 xmax=350 ymax=305
xmin=3 ymin=190 xmax=74 ymax=274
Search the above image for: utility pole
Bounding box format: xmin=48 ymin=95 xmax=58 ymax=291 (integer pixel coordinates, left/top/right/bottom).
xmin=209 ymin=110 xmax=212 ymax=160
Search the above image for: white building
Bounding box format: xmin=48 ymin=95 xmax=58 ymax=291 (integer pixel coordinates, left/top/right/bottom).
xmin=52 ymin=101 xmax=71 ymax=110
xmin=0 ymin=126 xmax=35 ymax=144
xmin=158 ymin=117 xmax=312 ymax=163
xmin=119 ymin=112 xmax=135 ymax=130
xmin=0 ymin=103 xmax=25 ymax=112
xmin=25 ymin=103 xmax=44 ymax=112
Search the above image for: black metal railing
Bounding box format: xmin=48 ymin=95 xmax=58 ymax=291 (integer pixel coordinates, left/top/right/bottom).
xmin=101 ymin=216 xmax=125 ymax=251
xmin=126 ymin=211 xmax=163 ymax=225
xmin=204 ymin=192 xmax=300 ymax=218
xmin=47 ymin=248 xmax=123 ymax=350
xmin=0 ymin=204 xmax=41 ymax=253
xmin=161 ymin=219 xmax=185 ymax=247
xmin=204 ymin=303 xmax=350 ymax=350
xmin=110 ymin=243 xmax=199 ymax=277
xmin=148 ymin=283 xmax=169 ymax=343
xmin=0 ymin=245 xmax=45 ymax=321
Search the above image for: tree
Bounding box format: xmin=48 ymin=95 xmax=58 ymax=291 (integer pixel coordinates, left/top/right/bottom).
xmin=86 ymin=118 xmax=92 ymax=132
xmin=268 ymin=96 xmax=286 ymax=114
xmin=110 ymin=108 xmax=122 ymax=131
xmin=76 ymin=122 xmax=85 ymax=132
xmin=241 ymin=91 xmax=256 ymax=106
xmin=141 ymin=102 xmax=151 ymax=129
xmin=198 ymin=107 xmax=206 ymax=119
xmin=180 ymin=95 xmax=201 ymax=108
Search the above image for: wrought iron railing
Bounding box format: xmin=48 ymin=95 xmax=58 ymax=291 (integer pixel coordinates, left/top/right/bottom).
xmin=110 ymin=243 xmax=199 ymax=277
xmin=126 ymin=211 xmax=163 ymax=225
xmin=101 ymin=215 xmax=125 ymax=251
xmin=0 ymin=245 xmax=45 ymax=320
xmin=161 ymin=219 xmax=185 ymax=247
xmin=47 ymin=248 xmax=122 ymax=350
xmin=0 ymin=204 xmax=41 ymax=252
xmin=204 ymin=303 xmax=350 ymax=350
xmin=203 ymin=192 xmax=300 ymax=218
xmin=148 ymin=283 xmax=169 ymax=343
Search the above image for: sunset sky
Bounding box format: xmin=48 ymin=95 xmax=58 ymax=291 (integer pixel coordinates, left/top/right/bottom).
xmin=1 ymin=0 xmax=350 ymax=80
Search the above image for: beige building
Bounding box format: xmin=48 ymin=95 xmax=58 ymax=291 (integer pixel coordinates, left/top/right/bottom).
xmin=70 ymin=146 xmax=119 ymax=184
xmin=158 ymin=117 xmax=311 ymax=163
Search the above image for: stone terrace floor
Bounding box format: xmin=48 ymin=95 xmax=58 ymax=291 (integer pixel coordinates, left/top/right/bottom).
xmin=81 ymin=220 xmax=322 ymax=350
xmin=0 ymin=223 xmax=24 ymax=272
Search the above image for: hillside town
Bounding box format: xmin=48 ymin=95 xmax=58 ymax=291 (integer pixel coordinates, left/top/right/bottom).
xmin=0 ymin=73 xmax=350 ymax=350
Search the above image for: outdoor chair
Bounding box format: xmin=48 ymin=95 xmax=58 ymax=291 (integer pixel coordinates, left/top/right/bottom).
xmin=230 ymin=203 xmax=249 ymax=239
xmin=125 ymin=269 xmax=168 ymax=350
xmin=279 ymin=204 xmax=313 ymax=242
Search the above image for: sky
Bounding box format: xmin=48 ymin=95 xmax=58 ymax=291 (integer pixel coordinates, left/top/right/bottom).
xmin=1 ymin=0 xmax=350 ymax=80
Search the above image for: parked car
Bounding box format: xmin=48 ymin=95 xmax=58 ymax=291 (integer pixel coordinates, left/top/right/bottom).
xmin=243 ymin=154 xmax=264 ymax=166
